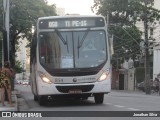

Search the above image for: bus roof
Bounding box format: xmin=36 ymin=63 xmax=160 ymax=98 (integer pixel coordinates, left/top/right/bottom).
xmin=38 ymin=15 xmax=105 ymax=21
xmin=37 ymin=15 xmax=106 ymax=29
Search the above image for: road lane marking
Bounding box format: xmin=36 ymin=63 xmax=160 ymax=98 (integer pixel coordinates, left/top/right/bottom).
xmin=128 ymin=108 xmax=140 ymax=111
xmin=114 ymin=105 xmax=125 ymax=108
xmin=104 ymin=103 xmax=112 ymax=105
xmin=0 ymin=107 xmax=15 ymax=111
xmin=104 ymin=103 xmax=140 ymax=111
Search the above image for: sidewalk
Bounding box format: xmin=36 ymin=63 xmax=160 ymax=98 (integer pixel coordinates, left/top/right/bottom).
xmin=0 ymin=90 xmax=18 ymax=111
xmin=112 ymin=89 xmax=160 ymax=96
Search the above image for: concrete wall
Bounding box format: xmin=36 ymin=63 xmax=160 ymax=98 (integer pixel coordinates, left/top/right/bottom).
xmin=127 ymin=68 xmax=135 ymax=91
xmin=153 ymin=48 xmax=160 ymax=79
xmin=112 ymin=69 xmax=119 ymax=90
xmin=113 ymin=68 xmax=135 ymax=91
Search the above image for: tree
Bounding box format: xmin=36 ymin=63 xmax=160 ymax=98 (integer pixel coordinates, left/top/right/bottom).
xmin=111 ymin=25 xmax=142 ymax=68
xmin=0 ymin=0 xmax=57 ymax=68
xmin=0 ymin=1 xmax=3 ymax=64
xmin=0 ymin=32 xmax=2 ymax=64
xmin=92 ymin=0 xmax=159 ymax=25
xmin=14 ymin=60 xmax=23 ymax=73
xmin=92 ymin=0 xmax=160 ymax=68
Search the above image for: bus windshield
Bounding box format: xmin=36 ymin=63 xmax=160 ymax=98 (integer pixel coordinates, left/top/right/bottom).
xmin=39 ymin=30 xmax=107 ymax=69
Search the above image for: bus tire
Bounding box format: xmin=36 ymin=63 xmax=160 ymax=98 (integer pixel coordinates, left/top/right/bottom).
xmin=94 ymin=93 xmax=104 ymax=104
xmin=38 ymin=96 xmax=46 ymax=106
xmin=34 ymin=95 xmax=38 ymax=101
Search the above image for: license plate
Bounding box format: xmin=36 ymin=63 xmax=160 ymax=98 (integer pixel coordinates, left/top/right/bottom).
xmin=68 ymin=89 xmax=82 ymax=94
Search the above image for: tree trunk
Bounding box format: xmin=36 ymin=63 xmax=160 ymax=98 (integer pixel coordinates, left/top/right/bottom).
xmin=10 ymin=34 xmax=16 ymax=68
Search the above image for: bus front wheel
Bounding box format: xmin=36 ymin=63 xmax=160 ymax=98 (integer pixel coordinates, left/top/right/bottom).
xmin=94 ymin=93 xmax=104 ymax=104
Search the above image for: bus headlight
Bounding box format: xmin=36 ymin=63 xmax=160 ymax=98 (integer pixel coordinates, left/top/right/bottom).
xmin=38 ymin=71 xmax=52 ymax=84
xmin=98 ymin=70 xmax=111 ymax=81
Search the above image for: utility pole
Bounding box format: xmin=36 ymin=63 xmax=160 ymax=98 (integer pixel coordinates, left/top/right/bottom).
xmin=2 ymin=0 xmax=10 ymax=62
xmin=144 ymin=0 xmax=151 ymax=94
xmin=2 ymin=0 xmax=10 ymax=101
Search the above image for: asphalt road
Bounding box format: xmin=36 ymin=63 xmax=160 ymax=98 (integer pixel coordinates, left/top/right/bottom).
xmin=8 ymin=85 xmax=160 ymax=120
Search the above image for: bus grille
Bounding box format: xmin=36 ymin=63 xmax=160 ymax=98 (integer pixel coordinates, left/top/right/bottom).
xmin=56 ymin=85 xmax=94 ymax=93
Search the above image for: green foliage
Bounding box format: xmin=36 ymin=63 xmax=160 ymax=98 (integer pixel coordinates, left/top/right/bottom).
xmin=0 ymin=32 xmax=2 ymax=40
xmin=135 ymin=67 xmax=153 ymax=83
xmin=92 ymin=0 xmax=160 ymax=68
xmin=135 ymin=67 xmax=145 ymax=83
xmin=9 ymin=0 xmax=56 ymax=42
xmin=0 ymin=0 xmax=57 ymax=67
xmin=112 ymin=26 xmax=142 ymax=60
xmin=0 ymin=32 xmax=2 ymax=64
xmin=0 ymin=1 xmax=3 ymax=31
xmin=14 ymin=60 xmax=23 ymax=73
xmin=92 ymin=0 xmax=160 ymax=25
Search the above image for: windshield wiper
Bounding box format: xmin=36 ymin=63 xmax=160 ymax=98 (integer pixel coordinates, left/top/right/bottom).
xmin=65 ymin=35 xmax=69 ymax=53
xmin=55 ymin=29 xmax=69 ymax=53
xmin=55 ymin=29 xmax=67 ymax=45
xmin=78 ymin=36 xmax=80 ymax=59
xmin=77 ymin=29 xmax=89 ymax=48
xmin=77 ymin=29 xmax=89 ymax=59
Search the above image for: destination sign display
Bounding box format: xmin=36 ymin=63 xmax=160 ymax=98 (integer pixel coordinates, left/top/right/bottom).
xmin=39 ymin=17 xmax=105 ymax=29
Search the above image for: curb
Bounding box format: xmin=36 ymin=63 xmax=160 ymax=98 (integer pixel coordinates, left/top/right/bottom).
xmin=15 ymin=90 xmax=29 ymax=111
xmin=14 ymin=90 xmax=19 ymax=111
xmin=111 ymin=90 xmax=160 ymax=96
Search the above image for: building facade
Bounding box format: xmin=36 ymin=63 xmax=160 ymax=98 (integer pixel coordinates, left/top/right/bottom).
xmin=16 ymin=38 xmax=29 ymax=71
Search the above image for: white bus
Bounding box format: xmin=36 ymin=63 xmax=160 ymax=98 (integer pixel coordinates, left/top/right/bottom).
xmin=30 ymin=15 xmax=112 ymax=106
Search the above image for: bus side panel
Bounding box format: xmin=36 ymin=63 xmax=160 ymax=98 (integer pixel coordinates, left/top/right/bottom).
xmin=30 ymin=63 xmax=38 ymax=96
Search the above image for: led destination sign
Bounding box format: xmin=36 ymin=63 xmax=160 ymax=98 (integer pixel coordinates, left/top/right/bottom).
xmin=48 ymin=20 xmax=87 ymax=28
xmin=39 ymin=17 xmax=105 ymax=29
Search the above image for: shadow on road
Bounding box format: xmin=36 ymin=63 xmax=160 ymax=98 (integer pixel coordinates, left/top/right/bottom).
xmin=44 ymin=98 xmax=97 ymax=107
